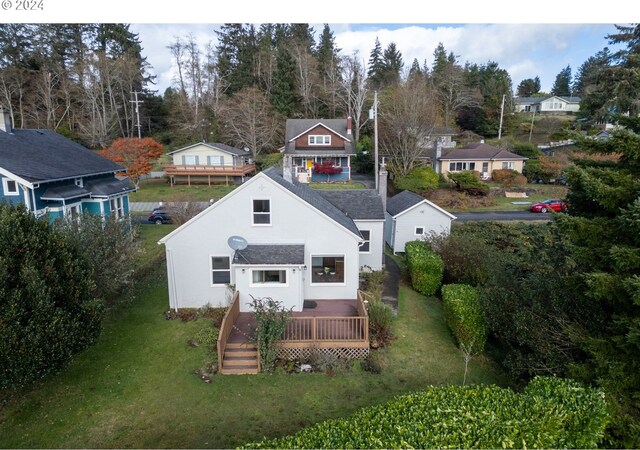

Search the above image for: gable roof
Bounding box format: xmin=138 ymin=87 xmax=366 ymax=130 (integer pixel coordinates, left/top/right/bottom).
xmin=386 ymin=190 xmax=456 ymax=220
xmin=439 ymin=143 xmax=527 ymax=161
xmin=516 ymin=96 xmax=581 ymax=105
xmin=0 ymin=129 xmax=123 ymax=185
xmin=167 ymin=142 xmax=248 ymax=156
xmin=284 ymin=119 xmax=355 ymax=155
xmin=317 ymin=190 xmax=385 ymax=220
xmin=542 ymin=96 xmax=581 ymax=104
xmin=233 ymin=244 xmax=305 ymax=265
xmin=262 ymin=167 xmax=362 ymax=237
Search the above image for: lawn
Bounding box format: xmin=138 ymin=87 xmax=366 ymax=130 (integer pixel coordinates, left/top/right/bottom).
xmin=0 ymin=228 xmax=506 ymax=449
xmin=129 ymin=178 xmax=238 ymax=203
xmin=447 ymin=183 xmax=569 ymax=212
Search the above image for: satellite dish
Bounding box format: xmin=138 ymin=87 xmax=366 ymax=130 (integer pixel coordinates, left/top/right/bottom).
xmin=227 ymin=235 xmax=248 ymax=250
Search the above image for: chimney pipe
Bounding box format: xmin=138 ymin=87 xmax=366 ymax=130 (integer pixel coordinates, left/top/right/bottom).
xmin=0 ymin=106 xmax=12 ymax=133
xmin=347 ymin=116 xmax=352 ymax=135
xmin=378 ymin=159 xmax=388 ymax=212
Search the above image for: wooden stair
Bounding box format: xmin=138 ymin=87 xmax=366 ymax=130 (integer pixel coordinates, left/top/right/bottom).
xmin=220 ymin=343 xmax=259 ymax=375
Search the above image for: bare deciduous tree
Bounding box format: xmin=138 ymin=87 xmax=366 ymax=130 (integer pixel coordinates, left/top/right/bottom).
xmin=340 ymin=52 xmax=368 ymax=143
xmin=434 ymin=64 xmax=481 ymax=128
xmin=379 ymin=78 xmax=441 ymax=178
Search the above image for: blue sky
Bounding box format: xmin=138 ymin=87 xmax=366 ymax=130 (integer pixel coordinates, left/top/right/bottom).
xmin=130 ymin=23 xmax=622 ymax=95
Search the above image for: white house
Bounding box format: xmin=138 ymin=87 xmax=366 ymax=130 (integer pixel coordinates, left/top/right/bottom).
xmin=515 ymin=96 xmax=581 ymax=114
xmin=159 ymin=167 xmax=385 ymax=312
xmin=385 ymin=190 xmax=456 ymax=253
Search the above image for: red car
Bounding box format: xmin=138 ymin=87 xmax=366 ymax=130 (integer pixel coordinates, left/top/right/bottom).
xmin=529 ymin=199 xmax=568 ymax=213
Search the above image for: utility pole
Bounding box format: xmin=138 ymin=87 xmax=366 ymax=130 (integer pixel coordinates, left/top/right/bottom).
xmin=498 ymin=94 xmax=506 ymax=140
xmin=528 ymin=108 xmax=536 ymax=143
xmin=130 ymin=91 xmax=143 ymax=139
xmin=373 ymin=91 xmax=379 ymax=190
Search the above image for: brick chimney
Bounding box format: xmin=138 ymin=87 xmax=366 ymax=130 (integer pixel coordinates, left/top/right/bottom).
xmin=0 ymin=106 xmax=12 ymax=133
xmin=347 ymin=116 xmax=352 ymax=136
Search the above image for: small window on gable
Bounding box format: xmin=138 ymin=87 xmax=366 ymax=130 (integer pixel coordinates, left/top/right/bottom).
xmin=2 ymin=178 xmax=18 ymax=196
xmin=359 ymin=230 xmax=371 ymax=253
xmin=253 ymin=199 xmax=271 ymax=225
xmin=415 ymin=227 xmax=425 ymax=236
xmin=308 ymin=135 xmax=331 ymax=146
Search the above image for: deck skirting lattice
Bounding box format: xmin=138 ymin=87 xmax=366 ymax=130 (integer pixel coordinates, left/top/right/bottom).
xmin=278 ymin=346 xmax=369 ymax=361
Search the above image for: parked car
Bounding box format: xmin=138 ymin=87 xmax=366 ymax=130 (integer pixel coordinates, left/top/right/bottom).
xmin=148 ymin=208 xmax=171 ymax=224
xmin=529 ymin=199 xmax=568 ymax=213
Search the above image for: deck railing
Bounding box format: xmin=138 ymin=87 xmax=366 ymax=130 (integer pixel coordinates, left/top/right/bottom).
xmin=217 ymin=290 xmax=240 ymax=371
xmin=164 ymin=164 xmax=256 ymax=175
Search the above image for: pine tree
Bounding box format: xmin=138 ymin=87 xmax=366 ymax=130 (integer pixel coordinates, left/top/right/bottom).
xmin=572 ymin=48 xmax=610 ymax=98
xmin=270 ymin=48 xmax=298 ymax=117
xmin=551 ymin=65 xmax=572 ymax=96
xmin=381 ymin=42 xmax=404 ymax=87
xmin=516 ymin=76 xmax=541 ymax=97
xmin=367 ymin=37 xmax=385 ymax=90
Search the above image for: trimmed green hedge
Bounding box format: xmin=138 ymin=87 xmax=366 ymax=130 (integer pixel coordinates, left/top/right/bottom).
xmin=393 ymin=166 xmax=439 ymax=192
xmin=405 ymin=240 xmax=444 ymax=295
xmin=244 ymin=377 xmax=609 ymax=449
xmin=442 ymin=284 xmax=487 ymax=354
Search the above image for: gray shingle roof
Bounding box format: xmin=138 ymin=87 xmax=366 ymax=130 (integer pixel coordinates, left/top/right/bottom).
xmin=386 ymin=190 xmax=426 ymax=216
xmin=317 ymin=190 xmax=385 ymax=220
xmin=84 ymin=177 xmax=136 ymax=197
xmin=233 ymin=244 xmax=305 ymax=265
xmin=262 ymin=167 xmax=362 ymax=237
xmin=40 ymin=184 xmax=91 ymax=201
xmin=439 ymin=143 xmax=527 ymax=161
xmin=0 ymin=129 xmax=123 ymax=183
xmin=284 ymin=119 xmax=355 ymax=155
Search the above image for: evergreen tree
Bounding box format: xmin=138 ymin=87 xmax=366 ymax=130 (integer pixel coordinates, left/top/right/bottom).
xmin=215 ymin=23 xmax=257 ymax=95
xmin=270 ymin=48 xmax=298 ymax=117
xmin=431 ymin=42 xmax=449 ymax=79
xmin=572 ymin=48 xmax=610 ymax=98
xmin=367 ymin=37 xmax=385 ymax=90
xmin=516 ymin=76 xmax=541 ymax=97
xmin=381 ymin=42 xmax=404 ymax=87
xmin=551 ymin=65 xmax=572 ymax=96
xmin=408 ymin=58 xmax=423 ymax=81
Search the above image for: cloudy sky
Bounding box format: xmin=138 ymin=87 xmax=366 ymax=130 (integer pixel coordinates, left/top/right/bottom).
xmin=129 ymin=23 xmax=621 ymax=95
xmin=2 ymin=0 xmax=633 ymax=96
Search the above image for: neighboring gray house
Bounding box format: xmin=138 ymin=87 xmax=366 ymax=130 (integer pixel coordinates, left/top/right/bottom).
xmin=515 ymin=96 xmax=581 ymax=114
xmin=385 ymin=190 xmax=456 ymax=254
xmin=159 ymin=167 xmax=385 ymax=312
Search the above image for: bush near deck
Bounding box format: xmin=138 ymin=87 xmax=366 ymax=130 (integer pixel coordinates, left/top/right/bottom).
xmin=245 ymin=376 xmax=609 ymax=449
xmin=442 ymin=284 xmax=487 ymax=354
xmin=405 ymin=240 xmax=444 ymax=295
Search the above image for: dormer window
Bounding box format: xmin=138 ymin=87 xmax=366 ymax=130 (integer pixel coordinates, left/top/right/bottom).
xmin=74 ymin=178 xmax=83 ymax=188
xmin=308 ymin=135 xmax=331 ymax=146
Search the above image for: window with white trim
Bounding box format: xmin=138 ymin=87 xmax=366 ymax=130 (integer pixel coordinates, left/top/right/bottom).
xmin=415 ymin=226 xmax=425 ymax=236
xmin=207 ymin=155 xmax=224 ymax=166
xmin=502 ymin=162 xmax=515 ymax=170
xmin=252 ymin=270 xmax=287 ymax=284
xmin=2 ymin=178 xmax=18 ymax=196
xmin=359 ymin=230 xmax=371 ymax=253
xmin=311 ymin=255 xmax=344 ymax=283
xmin=74 ymin=178 xmax=83 ymax=187
xmin=308 ymin=135 xmax=331 ymax=145
xmin=252 ymin=199 xmax=271 ymax=225
xmin=211 ymin=256 xmax=231 ymax=285
xmin=448 ymin=162 xmax=476 ymax=172
xmin=182 ymin=155 xmax=198 ymax=165
xmin=66 ymin=203 xmax=81 ymax=222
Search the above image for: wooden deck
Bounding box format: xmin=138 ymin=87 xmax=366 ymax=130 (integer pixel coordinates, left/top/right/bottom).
xmin=164 ymin=164 xmax=256 ymax=186
xmin=217 ymin=296 xmax=369 ymax=374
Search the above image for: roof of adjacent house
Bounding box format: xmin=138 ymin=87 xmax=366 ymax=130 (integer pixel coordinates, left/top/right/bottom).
xmin=167 ymin=142 xmax=249 ymax=156
xmin=84 ymin=177 xmax=136 ymax=197
xmin=263 ymin=167 xmax=362 ymax=237
xmin=233 ymin=244 xmax=305 ymax=265
xmin=284 ymin=119 xmax=355 ymax=155
xmin=386 ymin=190 xmax=456 ymax=220
xmin=317 ymin=190 xmax=385 ymax=220
xmin=439 ymin=143 xmax=527 ymax=161
xmin=516 ymin=96 xmax=581 ymax=105
xmin=0 ymin=129 xmax=124 ymax=184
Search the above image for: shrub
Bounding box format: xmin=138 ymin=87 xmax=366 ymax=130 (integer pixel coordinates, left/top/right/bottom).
xmin=393 ymin=166 xmax=439 ymax=192
xmin=367 ymin=299 xmax=394 ymax=346
xmin=198 ymin=305 xmax=228 ymax=327
xmin=405 ymin=241 xmax=444 ymax=295
xmin=244 ymin=377 xmax=609 ymax=449
xmin=249 ymin=296 xmax=291 ymax=373
xmin=256 ymin=152 xmax=284 ymax=170
xmin=491 ymin=168 xmax=527 ymax=188
xmin=0 ymin=204 xmax=103 ymax=389
xmin=442 ymin=284 xmax=487 ymax=354
xmin=447 ymin=170 xmax=489 ymax=196
xmin=427 ymin=231 xmax=494 ymax=286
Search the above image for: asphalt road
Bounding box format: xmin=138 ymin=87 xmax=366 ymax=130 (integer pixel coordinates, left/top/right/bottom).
xmin=455 ymin=210 xmax=552 ymax=221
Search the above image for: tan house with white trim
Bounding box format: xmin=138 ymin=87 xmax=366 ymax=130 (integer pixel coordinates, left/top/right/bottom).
xmin=438 ymin=143 xmax=527 ymax=180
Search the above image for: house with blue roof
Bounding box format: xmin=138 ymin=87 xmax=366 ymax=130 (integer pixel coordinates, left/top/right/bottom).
xmin=0 ymin=108 xmax=135 ymax=221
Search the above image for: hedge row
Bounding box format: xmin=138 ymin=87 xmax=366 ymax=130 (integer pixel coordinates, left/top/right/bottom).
xmin=393 ymin=166 xmax=439 ymax=192
xmin=405 ymin=240 xmax=444 ymax=295
xmin=442 ymin=283 xmax=487 ymax=354
xmin=244 ymin=377 xmax=608 ymax=449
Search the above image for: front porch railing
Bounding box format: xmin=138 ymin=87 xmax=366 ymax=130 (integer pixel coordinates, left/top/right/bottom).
xmin=217 ymin=290 xmax=240 ymax=371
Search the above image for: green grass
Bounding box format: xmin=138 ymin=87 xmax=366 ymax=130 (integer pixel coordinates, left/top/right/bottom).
xmin=129 ymin=178 xmax=237 ymax=203
xmin=448 ymin=184 xmax=569 ymax=212
xmin=0 ymin=230 xmax=506 ymax=449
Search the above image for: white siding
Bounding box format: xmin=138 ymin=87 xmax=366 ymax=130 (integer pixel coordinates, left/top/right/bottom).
xmin=171 ymin=143 xmax=237 ymax=166
xmin=388 ymin=202 xmax=453 ymax=253
xmin=162 ymin=174 xmax=362 ymax=310
xmin=234 ymin=266 xmax=303 ymax=311
xmin=355 ymin=220 xmax=384 ymax=271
